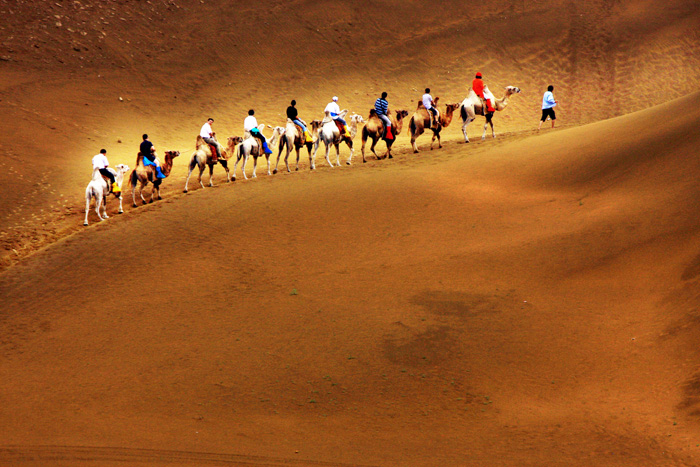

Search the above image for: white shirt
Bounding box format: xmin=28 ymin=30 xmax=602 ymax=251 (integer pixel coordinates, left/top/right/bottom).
xmin=244 ymin=115 xmax=259 ymax=132
xmin=200 ymin=122 xmax=213 ymax=139
xmin=92 ymin=153 xmax=109 ymax=170
xmin=325 ymin=102 xmax=340 ymax=118
xmin=422 ymin=93 xmax=433 ymax=110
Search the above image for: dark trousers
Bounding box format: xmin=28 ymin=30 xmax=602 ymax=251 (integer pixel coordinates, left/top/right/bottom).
xmin=203 ymin=137 xmax=221 ymax=158
xmin=99 ymin=168 xmax=115 ymax=184
xmin=250 ymin=128 xmax=267 ymax=143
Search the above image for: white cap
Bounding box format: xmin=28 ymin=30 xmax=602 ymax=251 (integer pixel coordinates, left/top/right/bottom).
xmin=332 ymin=96 xmax=338 ymax=101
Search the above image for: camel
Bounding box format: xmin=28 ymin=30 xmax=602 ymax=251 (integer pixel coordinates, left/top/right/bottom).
xmin=310 ymin=111 xmax=364 ymax=168
xmin=130 ymin=150 xmax=180 ymax=207
xmin=408 ymin=99 xmax=460 ymax=153
xmin=459 ymin=85 xmax=521 ymax=142
xmin=84 ymin=164 xmax=130 ymax=226
xmin=361 ymin=108 xmax=409 ymax=163
xmin=183 ymin=135 xmax=232 ymax=193
xmin=232 ymin=125 xmax=285 ymax=180
xmin=274 ymin=118 xmax=314 ymax=174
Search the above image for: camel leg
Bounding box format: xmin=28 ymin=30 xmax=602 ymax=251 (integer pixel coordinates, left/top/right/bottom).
xmin=370 ymin=137 xmax=380 ymax=160
xmin=131 ymin=182 xmax=138 ymax=207
xmin=489 ymin=119 xmax=495 ymax=138
xmin=266 ymin=154 xmax=271 ymax=176
xmin=324 ymin=143 xmax=333 ymax=168
xmin=221 ymin=160 xmax=230 ymax=182
xmin=117 ymin=192 xmax=124 ymax=214
xmin=361 ymin=137 xmax=367 ymax=163
xmin=184 ymin=162 xmax=195 ymax=193
xmin=252 ymin=156 xmax=258 ymax=178
xmin=462 ymin=118 xmax=474 ymax=143
xmin=334 ymin=143 xmax=341 ymax=167
xmin=346 ymin=140 xmax=354 ymax=165
xmin=242 ymin=154 xmax=249 ymax=180
xmin=311 ymin=141 xmax=319 ymax=170
xmin=198 ymin=164 xmax=205 ymax=189
xmin=95 ymin=194 xmax=104 ymax=221
xmin=208 ymin=163 xmax=215 ymax=187
xmin=102 ymin=194 xmax=109 ymax=219
xmin=295 ymin=147 xmax=301 ymax=171
xmin=84 ymin=191 xmax=91 ymax=226
xmin=274 ymin=144 xmax=282 ymax=175
xmin=232 ymin=154 xmax=241 ymax=181
xmin=412 ymin=135 xmax=419 ymax=153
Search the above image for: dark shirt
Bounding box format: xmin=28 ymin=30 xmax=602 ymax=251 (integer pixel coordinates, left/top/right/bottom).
xmin=286 ymin=105 xmax=298 ymax=120
xmin=140 ymin=140 xmax=154 ymax=161
xmin=375 ymin=98 xmax=389 ymax=116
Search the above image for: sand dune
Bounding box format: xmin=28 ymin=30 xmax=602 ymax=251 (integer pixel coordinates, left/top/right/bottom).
xmin=2 ymin=0 xmax=700 ymax=465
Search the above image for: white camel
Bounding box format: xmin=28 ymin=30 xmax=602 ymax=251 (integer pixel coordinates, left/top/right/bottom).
xmin=274 ymin=118 xmax=314 ymax=174
xmin=232 ymin=125 xmax=285 ymax=181
xmin=84 ymin=164 xmax=129 ymax=226
xmin=311 ymin=111 xmax=363 ymax=168
xmin=459 ymin=85 xmax=521 ymax=142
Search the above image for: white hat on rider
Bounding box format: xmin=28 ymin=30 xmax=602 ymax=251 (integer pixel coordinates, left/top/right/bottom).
xmin=332 ymin=96 xmax=338 ymax=102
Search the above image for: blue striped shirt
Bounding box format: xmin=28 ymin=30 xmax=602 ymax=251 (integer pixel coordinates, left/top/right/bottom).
xmin=375 ymin=98 xmax=389 ymax=116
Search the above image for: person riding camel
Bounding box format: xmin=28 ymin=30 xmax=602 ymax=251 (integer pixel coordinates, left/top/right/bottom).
xmin=472 ymin=72 xmax=495 ymax=113
xmin=287 ymin=100 xmax=313 ymax=143
xmin=324 ymin=96 xmax=351 ymax=138
xmin=92 ymin=148 xmax=120 ymax=194
xmin=422 ymin=88 xmax=439 ymax=129
xmin=244 ymin=109 xmax=273 ymax=155
xmin=139 ymin=134 xmax=166 ymax=179
xmin=200 ymin=117 xmax=222 ymax=163
xmin=375 ymin=91 xmax=393 ymax=140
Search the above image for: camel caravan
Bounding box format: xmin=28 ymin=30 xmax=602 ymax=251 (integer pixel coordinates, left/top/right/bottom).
xmin=84 ymin=75 xmax=522 ymax=225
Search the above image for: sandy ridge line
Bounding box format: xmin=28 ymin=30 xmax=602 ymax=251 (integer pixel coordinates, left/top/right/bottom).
xmin=0 ymin=445 xmax=378 ymax=466
xmin=0 ymin=127 xmax=543 ymax=274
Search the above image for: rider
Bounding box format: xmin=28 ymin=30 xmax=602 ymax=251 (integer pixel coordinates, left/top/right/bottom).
xmin=324 ymin=96 xmax=351 ymax=138
xmin=287 ymin=100 xmax=313 ymax=143
xmin=139 ymin=134 xmax=166 ymax=179
xmin=374 ymin=91 xmax=393 ymax=140
xmin=472 ymin=72 xmax=495 ymax=113
xmin=244 ymin=109 xmax=273 ymax=154
xmin=422 ymin=88 xmax=439 ymax=129
xmin=92 ymin=148 xmax=120 ymax=194
xmin=200 ymin=117 xmax=222 ymax=162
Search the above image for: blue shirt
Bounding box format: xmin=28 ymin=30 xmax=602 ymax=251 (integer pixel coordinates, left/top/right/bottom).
xmin=375 ymin=98 xmax=389 ymax=116
xmin=542 ymin=91 xmax=556 ymax=109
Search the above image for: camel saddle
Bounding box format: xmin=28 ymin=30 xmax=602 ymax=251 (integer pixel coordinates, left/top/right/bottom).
xmin=100 ymin=174 xmax=115 ymax=193
xmin=334 ymin=120 xmax=344 ymax=133
xmin=207 ymin=143 xmax=218 ymax=162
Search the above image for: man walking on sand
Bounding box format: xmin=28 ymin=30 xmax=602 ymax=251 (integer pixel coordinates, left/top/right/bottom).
xmin=538 ymin=85 xmax=558 ymax=130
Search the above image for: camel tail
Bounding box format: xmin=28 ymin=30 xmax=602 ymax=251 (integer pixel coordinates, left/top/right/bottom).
xmin=129 ymin=169 xmax=138 ymax=187
xmin=409 ymin=116 xmax=416 ymax=135
xmin=460 ymin=105 xmax=467 ymax=122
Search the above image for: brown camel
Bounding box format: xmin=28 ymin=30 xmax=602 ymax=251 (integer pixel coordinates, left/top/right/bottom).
xmin=183 ymin=135 xmax=233 ymax=193
xmin=361 ymin=108 xmax=409 ymax=163
xmin=130 ymin=150 xmax=180 ymax=206
xmin=408 ymin=99 xmax=460 ymax=153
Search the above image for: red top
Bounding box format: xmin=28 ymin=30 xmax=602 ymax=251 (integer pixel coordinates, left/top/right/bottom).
xmin=472 ymin=78 xmax=484 ymax=98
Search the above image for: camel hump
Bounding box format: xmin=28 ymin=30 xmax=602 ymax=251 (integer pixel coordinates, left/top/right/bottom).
xmin=368 ymin=109 xmax=377 ymax=117
xmin=135 ymin=151 xmax=144 ymax=166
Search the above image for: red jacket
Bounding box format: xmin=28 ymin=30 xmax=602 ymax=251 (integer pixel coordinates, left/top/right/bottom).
xmin=472 ymin=78 xmax=484 ymax=98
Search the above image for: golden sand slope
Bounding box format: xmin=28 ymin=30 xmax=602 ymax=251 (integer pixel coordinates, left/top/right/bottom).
xmin=1 ymin=90 xmax=700 ymax=465
xmin=1 ymin=0 xmax=700 ymax=268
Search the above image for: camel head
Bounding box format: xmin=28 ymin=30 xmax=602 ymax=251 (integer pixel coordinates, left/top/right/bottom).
xmin=395 ymin=109 xmax=409 ymax=121
xmin=310 ymin=120 xmax=322 ymax=133
xmin=446 ymin=103 xmax=460 ymax=113
xmin=350 ymin=113 xmax=364 ymax=124
xmin=227 ymin=136 xmax=243 ymax=149
xmin=505 ymin=86 xmax=521 ymax=96
xmin=114 ymin=163 xmax=129 ymax=175
xmin=164 ymin=150 xmax=180 ymax=162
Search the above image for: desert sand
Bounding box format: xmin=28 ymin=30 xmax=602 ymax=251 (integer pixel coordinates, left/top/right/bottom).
xmin=2 ymin=0 xmax=700 ymax=465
